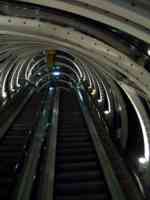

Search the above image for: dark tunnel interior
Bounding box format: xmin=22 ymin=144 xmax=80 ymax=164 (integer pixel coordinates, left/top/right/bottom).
xmin=0 ymin=0 xmax=149 ymax=200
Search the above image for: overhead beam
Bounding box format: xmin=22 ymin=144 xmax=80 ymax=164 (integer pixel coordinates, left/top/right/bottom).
xmin=17 ymin=0 xmax=150 ymax=43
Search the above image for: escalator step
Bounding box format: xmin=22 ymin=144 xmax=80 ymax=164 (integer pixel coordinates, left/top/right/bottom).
xmin=1 ymin=140 xmax=26 ymax=145
xmin=55 ymin=181 xmax=106 ymax=194
xmin=56 ymin=161 xmax=98 ymax=172
xmin=57 ymin=141 xmax=91 ymax=149
xmin=57 ymin=146 xmax=93 ymax=152
xmin=58 ymin=132 xmax=88 ymax=137
xmin=55 ymin=194 xmax=108 ymax=200
xmin=59 ymin=125 xmax=86 ymax=129
xmin=0 ymin=146 xmax=25 ymax=152
xmin=56 ymin=147 xmax=94 ymax=156
xmin=57 ymin=137 xmax=89 ymax=143
xmin=56 ymin=170 xmax=102 ymax=182
xmin=56 ymin=153 xmax=97 ymax=163
xmin=58 ymin=128 xmax=87 ymax=133
xmin=0 ymin=177 xmax=13 ymax=185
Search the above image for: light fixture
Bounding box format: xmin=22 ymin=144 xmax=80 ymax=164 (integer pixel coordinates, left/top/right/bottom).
xmin=49 ymin=87 xmax=54 ymax=91
xmin=91 ymin=89 xmax=96 ymax=96
xmin=138 ymin=157 xmax=148 ymax=165
xmin=97 ymin=99 xmax=102 ymax=103
xmin=147 ymin=48 xmax=150 ymax=56
xmin=78 ymin=90 xmax=83 ymax=102
xmin=2 ymin=90 xmax=7 ymax=99
xmin=37 ymin=72 xmax=42 ymax=76
xmin=52 ymin=71 xmax=60 ymax=76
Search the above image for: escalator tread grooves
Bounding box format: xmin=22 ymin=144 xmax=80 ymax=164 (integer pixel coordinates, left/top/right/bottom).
xmin=0 ymin=93 xmax=44 ymax=199
xmin=54 ymin=91 xmax=111 ymax=200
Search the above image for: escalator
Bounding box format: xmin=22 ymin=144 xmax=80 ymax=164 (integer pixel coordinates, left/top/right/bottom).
xmin=0 ymin=91 xmax=46 ymax=199
xmin=3 ymin=88 xmax=140 ymax=200
xmin=54 ymin=90 xmax=112 ymax=200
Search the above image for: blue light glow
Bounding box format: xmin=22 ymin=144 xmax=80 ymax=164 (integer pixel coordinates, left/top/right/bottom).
xmin=49 ymin=87 xmax=54 ymax=91
xmin=52 ymin=71 xmax=60 ymax=76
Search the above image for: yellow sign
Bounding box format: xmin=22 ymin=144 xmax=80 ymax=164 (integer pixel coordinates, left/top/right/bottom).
xmin=47 ymin=50 xmax=56 ymax=69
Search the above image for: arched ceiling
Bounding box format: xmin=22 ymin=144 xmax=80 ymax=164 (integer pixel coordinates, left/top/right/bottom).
xmin=0 ymin=0 xmax=149 ymax=99
xmin=0 ymin=1 xmax=150 ymax=196
xmin=18 ymin=0 xmax=150 ymax=43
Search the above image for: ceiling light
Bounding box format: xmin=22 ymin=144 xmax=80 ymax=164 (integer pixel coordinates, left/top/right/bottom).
xmin=52 ymin=71 xmax=60 ymax=76
xmin=147 ymin=48 xmax=150 ymax=56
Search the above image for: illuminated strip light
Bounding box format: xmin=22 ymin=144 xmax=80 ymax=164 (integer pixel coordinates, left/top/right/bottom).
xmin=29 ymin=64 xmax=46 ymax=79
xmin=87 ymin=71 xmax=92 ymax=90
xmin=68 ymin=59 xmax=83 ymax=79
xmin=2 ymin=58 xmax=18 ymax=98
xmin=71 ymin=57 xmax=87 ymax=82
xmin=55 ymin=62 xmax=81 ymax=81
xmin=69 ymin=60 xmax=83 ymax=79
xmin=76 ymin=59 xmax=87 ymax=81
xmin=122 ymin=85 xmax=150 ymax=163
xmin=101 ymin=80 xmax=111 ymax=115
xmin=85 ymin=67 xmax=92 ymax=90
xmin=86 ymin=66 xmax=97 ymax=94
xmin=10 ymin=61 xmax=21 ymax=91
xmin=25 ymin=58 xmax=34 ymax=80
xmin=28 ymin=57 xmax=44 ymax=80
xmin=90 ymin=73 xmax=97 ymax=93
xmin=2 ymin=56 xmax=20 ymax=98
xmin=131 ymin=100 xmax=150 ymax=162
xmin=16 ymin=59 xmax=27 ymax=88
xmin=83 ymin=74 xmax=86 ymax=81
xmin=35 ymin=74 xmax=49 ymax=87
xmin=78 ymin=61 xmax=87 ymax=82
xmin=90 ymin=71 xmax=97 ymax=96
xmin=97 ymin=79 xmax=103 ymax=103
xmin=2 ymin=69 xmax=10 ymax=98
xmin=133 ymin=173 xmax=145 ymax=197
xmin=57 ymin=56 xmax=83 ymax=79
xmin=82 ymin=66 xmax=88 ymax=82
xmin=78 ymin=90 xmax=84 ymax=102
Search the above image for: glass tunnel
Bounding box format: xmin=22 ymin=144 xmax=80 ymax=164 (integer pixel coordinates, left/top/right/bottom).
xmin=0 ymin=0 xmax=150 ymax=199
